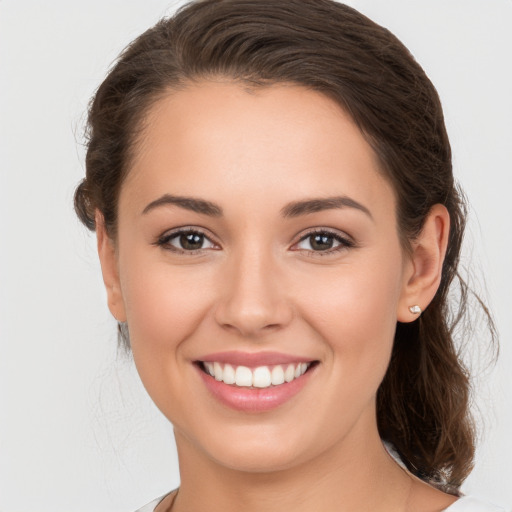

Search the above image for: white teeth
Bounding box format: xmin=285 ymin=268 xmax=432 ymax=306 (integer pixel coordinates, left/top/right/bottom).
xmin=284 ymin=364 xmax=295 ymax=382
xmin=271 ymin=365 xmax=285 ymax=385
xmin=204 ymin=362 xmax=214 ymax=377
xmin=214 ymin=362 xmax=223 ymax=381
xmin=223 ymin=364 xmax=236 ymax=384
xmin=235 ymin=366 xmax=253 ymax=387
xmin=202 ymin=361 xmax=312 ymax=388
xmin=253 ymin=366 xmax=272 ymax=388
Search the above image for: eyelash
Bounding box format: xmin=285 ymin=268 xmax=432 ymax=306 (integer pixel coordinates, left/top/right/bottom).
xmin=154 ymin=227 xmax=355 ymax=256
xmin=292 ymin=228 xmax=355 ymax=256
xmin=154 ymin=227 xmax=219 ymax=255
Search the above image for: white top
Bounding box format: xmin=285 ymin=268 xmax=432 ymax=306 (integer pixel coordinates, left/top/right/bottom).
xmin=134 ymin=493 xmax=508 ymax=512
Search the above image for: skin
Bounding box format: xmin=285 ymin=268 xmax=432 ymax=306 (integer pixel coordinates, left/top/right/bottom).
xmin=97 ymin=81 xmax=455 ymax=512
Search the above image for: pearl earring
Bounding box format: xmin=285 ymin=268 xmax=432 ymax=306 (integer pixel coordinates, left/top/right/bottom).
xmin=409 ymin=305 xmax=422 ymax=315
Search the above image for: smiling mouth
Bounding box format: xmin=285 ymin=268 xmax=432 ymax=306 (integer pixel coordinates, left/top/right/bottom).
xmin=195 ymin=361 xmax=319 ymax=389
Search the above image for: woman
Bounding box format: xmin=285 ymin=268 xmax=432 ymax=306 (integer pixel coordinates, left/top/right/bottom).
xmin=74 ymin=1 xmax=503 ymax=510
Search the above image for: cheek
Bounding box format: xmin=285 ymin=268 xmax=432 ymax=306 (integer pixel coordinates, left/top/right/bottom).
xmin=296 ymin=252 xmax=404 ymax=386
xmin=117 ymin=251 xmax=218 ymax=420
xmin=300 ymin=253 xmax=402 ymax=333
xmin=118 ymin=249 xmax=214 ymax=356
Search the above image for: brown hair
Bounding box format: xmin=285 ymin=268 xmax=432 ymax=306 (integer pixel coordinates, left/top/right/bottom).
xmin=74 ymin=0 xmax=493 ymax=492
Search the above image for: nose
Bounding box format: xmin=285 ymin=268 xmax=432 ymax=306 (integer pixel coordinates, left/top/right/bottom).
xmin=213 ymin=244 xmax=293 ymax=338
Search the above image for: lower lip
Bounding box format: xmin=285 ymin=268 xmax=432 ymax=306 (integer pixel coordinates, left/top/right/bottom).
xmin=196 ymin=364 xmax=316 ymax=413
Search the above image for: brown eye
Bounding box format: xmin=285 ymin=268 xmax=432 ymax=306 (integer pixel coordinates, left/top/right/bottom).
xmin=309 ymin=233 xmax=335 ymax=251
xmin=178 ymin=232 xmax=206 ymax=250
xmin=294 ymin=230 xmax=354 ymax=253
xmin=157 ymin=229 xmax=216 ymax=252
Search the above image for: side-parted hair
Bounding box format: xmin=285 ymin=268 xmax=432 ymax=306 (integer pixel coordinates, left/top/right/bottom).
xmin=74 ymin=0 xmax=495 ymax=492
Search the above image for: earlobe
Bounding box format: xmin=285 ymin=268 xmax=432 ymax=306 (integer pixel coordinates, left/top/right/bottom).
xmin=95 ymin=211 xmax=127 ymax=323
xmin=397 ymin=204 xmax=450 ymax=323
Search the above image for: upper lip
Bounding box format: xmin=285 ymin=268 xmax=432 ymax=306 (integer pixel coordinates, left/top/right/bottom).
xmin=196 ymin=351 xmax=316 ymax=367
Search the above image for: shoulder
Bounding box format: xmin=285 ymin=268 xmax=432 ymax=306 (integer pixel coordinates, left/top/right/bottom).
xmin=133 ymin=490 xmax=175 ymax=512
xmin=443 ymin=496 xmax=509 ymax=512
xmin=133 ymin=489 xmax=509 ymax=512
xmin=133 ymin=496 xmax=164 ymax=512
xmin=133 ymin=497 xmax=160 ymax=512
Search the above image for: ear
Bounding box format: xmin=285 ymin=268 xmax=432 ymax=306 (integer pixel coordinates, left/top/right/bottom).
xmin=397 ymin=204 xmax=450 ymax=322
xmin=95 ymin=210 xmax=127 ymax=323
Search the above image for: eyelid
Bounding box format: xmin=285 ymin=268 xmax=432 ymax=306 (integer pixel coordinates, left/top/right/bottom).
xmin=290 ymin=227 xmax=356 ymax=254
xmin=153 ymin=225 xmax=356 ymax=255
xmin=154 ymin=226 xmax=220 ymax=253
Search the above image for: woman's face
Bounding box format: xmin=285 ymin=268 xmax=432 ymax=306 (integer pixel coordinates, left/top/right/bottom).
xmin=109 ymin=81 xmax=414 ymax=472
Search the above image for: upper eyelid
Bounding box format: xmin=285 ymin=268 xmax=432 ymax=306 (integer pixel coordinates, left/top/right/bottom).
xmin=158 ymin=226 xmax=217 ymax=241
xmin=154 ymin=227 xmax=220 ymax=253
xmin=294 ymin=227 xmax=354 ymax=243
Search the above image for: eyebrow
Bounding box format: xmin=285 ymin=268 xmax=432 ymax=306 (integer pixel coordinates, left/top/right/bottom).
xmin=142 ymin=194 xmax=372 ymax=220
xmin=280 ymin=196 xmax=373 ymax=220
xmin=142 ymin=194 xmax=223 ymax=216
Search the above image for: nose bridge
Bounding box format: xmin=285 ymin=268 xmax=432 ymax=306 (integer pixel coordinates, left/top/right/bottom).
xmin=214 ymin=236 xmax=291 ymax=336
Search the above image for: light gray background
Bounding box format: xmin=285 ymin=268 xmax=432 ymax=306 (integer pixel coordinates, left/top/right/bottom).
xmin=1 ymin=1 xmax=511 ymax=511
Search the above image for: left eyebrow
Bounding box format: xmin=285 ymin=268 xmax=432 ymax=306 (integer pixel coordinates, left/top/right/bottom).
xmin=280 ymin=196 xmax=373 ymax=220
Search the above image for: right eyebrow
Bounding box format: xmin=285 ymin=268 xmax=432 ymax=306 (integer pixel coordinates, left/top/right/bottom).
xmin=141 ymin=194 xmax=223 ymax=217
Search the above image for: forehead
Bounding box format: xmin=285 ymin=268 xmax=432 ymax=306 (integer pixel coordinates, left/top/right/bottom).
xmin=122 ymin=80 xmax=395 ymax=219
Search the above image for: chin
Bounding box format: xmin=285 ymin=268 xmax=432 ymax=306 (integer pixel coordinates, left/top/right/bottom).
xmin=186 ymin=420 xmax=330 ymax=474
xmin=209 ymin=442 xmax=307 ymax=473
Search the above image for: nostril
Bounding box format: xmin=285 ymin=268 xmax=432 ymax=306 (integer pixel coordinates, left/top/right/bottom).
xmin=212 ymin=285 xmax=294 ymax=337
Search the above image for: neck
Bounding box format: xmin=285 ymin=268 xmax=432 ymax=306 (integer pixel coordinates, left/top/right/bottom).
xmin=171 ymin=424 xmax=411 ymax=512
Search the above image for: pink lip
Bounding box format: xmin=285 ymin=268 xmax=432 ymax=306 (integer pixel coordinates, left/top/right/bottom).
xmin=195 ymin=358 xmax=318 ymax=413
xmin=196 ymin=350 xmax=315 ymax=368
